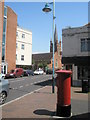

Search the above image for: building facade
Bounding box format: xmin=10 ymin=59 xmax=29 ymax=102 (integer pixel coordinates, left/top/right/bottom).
xmin=62 ymin=24 xmax=90 ymax=86
xmin=0 ymin=1 xmax=4 ymax=74
xmin=0 ymin=4 xmax=17 ymax=74
xmin=16 ymin=26 xmax=32 ymax=68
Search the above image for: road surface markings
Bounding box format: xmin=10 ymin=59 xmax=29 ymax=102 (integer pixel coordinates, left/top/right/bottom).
xmin=19 ymin=86 xmax=23 ymax=88
xmin=12 ymin=87 xmax=17 ymax=90
xmin=0 ymin=86 xmax=48 ymax=107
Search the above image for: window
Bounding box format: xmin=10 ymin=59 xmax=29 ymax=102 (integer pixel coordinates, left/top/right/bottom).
xmin=58 ymin=47 xmax=60 ymax=56
xmin=16 ymin=43 xmax=18 ymax=49
xmin=22 ymin=34 xmax=25 ymax=38
xmin=81 ymin=38 xmax=90 ymax=52
xmin=16 ymin=54 xmax=17 ymax=60
xmin=21 ymin=44 xmax=25 ymax=50
xmin=78 ymin=66 xmax=89 ymax=79
xmin=87 ymin=38 xmax=90 ymax=51
xmin=21 ymin=55 xmax=24 ymax=61
xmin=2 ymin=47 xmax=5 ymax=61
xmin=55 ymin=59 xmax=58 ymax=68
xmin=4 ymin=6 xmax=7 ymax=17
xmin=3 ymin=17 xmax=7 ymax=33
xmin=2 ymin=34 xmax=6 ymax=46
xmin=16 ymin=32 xmax=18 ymax=37
xmin=16 ymin=70 xmax=19 ymax=73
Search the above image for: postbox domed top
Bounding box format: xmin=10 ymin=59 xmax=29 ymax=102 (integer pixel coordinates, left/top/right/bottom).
xmin=56 ymin=70 xmax=72 ymax=74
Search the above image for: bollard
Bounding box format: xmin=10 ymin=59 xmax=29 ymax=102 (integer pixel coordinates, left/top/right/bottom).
xmin=56 ymin=70 xmax=72 ymax=117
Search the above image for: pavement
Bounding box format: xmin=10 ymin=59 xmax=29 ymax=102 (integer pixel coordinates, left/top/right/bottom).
xmin=1 ymin=85 xmax=89 ymax=119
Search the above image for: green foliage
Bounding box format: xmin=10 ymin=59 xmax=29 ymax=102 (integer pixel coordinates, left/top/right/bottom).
xmin=38 ymin=63 xmax=43 ymax=68
xmin=32 ymin=59 xmax=35 ymax=64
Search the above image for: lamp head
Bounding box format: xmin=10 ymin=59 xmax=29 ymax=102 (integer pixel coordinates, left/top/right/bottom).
xmin=42 ymin=3 xmax=52 ymax=13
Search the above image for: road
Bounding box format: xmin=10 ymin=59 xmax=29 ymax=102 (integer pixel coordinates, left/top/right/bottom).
xmin=5 ymin=74 xmax=53 ymax=104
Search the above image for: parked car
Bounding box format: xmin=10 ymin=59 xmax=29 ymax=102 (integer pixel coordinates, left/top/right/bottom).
xmin=34 ymin=69 xmax=44 ymax=75
xmin=5 ymin=68 xmax=24 ymax=78
xmin=23 ymin=70 xmax=34 ymax=76
xmin=23 ymin=70 xmax=28 ymax=76
xmin=0 ymin=78 xmax=10 ymax=105
xmin=0 ymin=73 xmax=5 ymax=79
xmin=26 ymin=70 xmax=34 ymax=76
xmin=46 ymin=69 xmax=53 ymax=74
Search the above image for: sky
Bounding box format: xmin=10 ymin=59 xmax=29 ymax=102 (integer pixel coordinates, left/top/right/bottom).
xmin=5 ymin=1 xmax=88 ymax=53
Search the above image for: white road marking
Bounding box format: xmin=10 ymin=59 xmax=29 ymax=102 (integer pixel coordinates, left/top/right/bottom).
xmin=0 ymin=86 xmax=48 ymax=107
xmin=12 ymin=87 xmax=17 ymax=90
xmin=19 ymin=86 xmax=23 ymax=88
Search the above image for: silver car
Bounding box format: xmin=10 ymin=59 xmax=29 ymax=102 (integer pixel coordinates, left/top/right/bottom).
xmin=0 ymin=78 xmax=9 ymax=105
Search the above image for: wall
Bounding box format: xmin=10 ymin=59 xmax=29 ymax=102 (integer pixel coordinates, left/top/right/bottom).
xmin=0 ymin=1 xmax=4 ymax=73
xmin=5 ymin=6 xmax=17 ymax=72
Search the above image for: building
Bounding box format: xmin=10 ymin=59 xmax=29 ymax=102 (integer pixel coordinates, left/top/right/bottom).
xmin=0 ymin=2 xmax=32 ymax=73
xmin=62 ymin=24 xmax=90 ymax=86
xmin=16 ymin=26 xmax=32 ymax=68
xmin=32 ymin=25 xmax=62 ymax=71
xmin=0 ymin=3 xmax=17 ymax=74
xmin=0 ymin=1 xmax=4 ymax=74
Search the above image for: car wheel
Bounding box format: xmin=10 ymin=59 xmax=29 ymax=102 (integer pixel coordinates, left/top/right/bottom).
xmin=21 ymin=74 xmax=24 ymax=77
xmin=0 ymin=91 xmax=7 ymax=105
xmin=32 ymin=74 xmax=34 ymax=76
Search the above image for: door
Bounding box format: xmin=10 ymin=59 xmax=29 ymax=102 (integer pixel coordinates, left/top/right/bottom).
xmin=1 ymin=65 xmax=7 ymax=74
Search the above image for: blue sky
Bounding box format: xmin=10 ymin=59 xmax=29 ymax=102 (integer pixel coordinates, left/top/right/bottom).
xmin=5 ymin=2 xmax=88 ymax=53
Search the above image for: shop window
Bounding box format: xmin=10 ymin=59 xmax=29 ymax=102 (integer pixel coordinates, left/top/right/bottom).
xmin=78 ymin=66 xmax=89 ymax=79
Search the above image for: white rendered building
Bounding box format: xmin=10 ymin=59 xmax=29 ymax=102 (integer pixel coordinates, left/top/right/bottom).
xmin=16 ymin=26 xmax=32 ymax=67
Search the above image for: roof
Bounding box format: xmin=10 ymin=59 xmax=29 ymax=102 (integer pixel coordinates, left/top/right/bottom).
xmin=85 ymin=23 xmax=90 ymax=26
xmin=32 ymin=53 xmax=53 ymax=63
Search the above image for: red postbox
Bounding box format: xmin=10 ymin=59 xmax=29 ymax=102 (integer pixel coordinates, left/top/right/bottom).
xmin=56 ymin=70 xmax=72 ymax=117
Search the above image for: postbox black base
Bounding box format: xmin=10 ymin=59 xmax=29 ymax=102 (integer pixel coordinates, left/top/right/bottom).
xmin=56 ymin=104 xmax=71 ymax=117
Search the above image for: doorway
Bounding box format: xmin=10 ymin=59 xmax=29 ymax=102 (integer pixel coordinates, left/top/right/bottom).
xmin=1 ymin=64 xmax=7 ymax=74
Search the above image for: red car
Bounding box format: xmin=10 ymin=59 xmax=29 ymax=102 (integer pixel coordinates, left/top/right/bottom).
xmin=5 ymin=68 xmax=24 ymax=78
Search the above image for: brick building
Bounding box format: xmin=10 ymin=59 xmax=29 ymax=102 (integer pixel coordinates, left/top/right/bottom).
xmin=0 ymin=1 xmax=4 ymax=73
xmin=32 ymin=25 xmax=62 ymax=71
xmin=0 ymin=2 xmax=17 ymax=74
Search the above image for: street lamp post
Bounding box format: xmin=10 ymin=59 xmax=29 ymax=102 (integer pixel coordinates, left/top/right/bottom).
xmin=42 ymin=0 xmax=55 ymax=93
